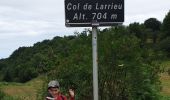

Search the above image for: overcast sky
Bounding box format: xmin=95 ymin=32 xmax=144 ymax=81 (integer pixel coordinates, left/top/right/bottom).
xmin=0 ymin=0 xmax=170 ymax=59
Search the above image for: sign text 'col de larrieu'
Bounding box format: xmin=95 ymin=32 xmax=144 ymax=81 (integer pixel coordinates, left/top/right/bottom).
xmin=65 ymin=0 xmax=124 ymax=27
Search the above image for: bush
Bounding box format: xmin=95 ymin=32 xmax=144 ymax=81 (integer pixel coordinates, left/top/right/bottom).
xmin=41 ymin=27 xmax=162 ymax=100
xmin=167 ymin=68 xmax=170 ymax=76
xmin=0 ymin=90 xmax=6 ymax=99
xmin=159 ymin=37 xmax=170 ymax=57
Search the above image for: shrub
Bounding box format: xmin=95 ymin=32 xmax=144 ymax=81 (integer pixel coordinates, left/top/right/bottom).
xmin=159 ymin=37 xmax=170 ymax=57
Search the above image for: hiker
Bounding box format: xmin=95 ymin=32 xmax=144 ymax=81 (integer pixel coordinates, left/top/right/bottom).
xmin=46 ymin=80 xmax=75 ymax=100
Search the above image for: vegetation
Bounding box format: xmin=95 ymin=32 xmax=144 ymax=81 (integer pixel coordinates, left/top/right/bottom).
xmin=0 ymin=76 xmax=43 ymax=100
xmin=0 ymin=11 xmax=170 ymax=100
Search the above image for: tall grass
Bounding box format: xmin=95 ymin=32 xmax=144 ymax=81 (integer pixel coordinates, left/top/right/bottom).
xmin=0 ymin=90 xmax=17 ymax=100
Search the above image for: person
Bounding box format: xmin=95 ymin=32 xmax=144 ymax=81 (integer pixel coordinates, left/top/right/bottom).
xmin=46 ymin=80 xmax=75 ymax=100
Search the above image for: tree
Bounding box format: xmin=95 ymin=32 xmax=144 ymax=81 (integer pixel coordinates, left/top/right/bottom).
xmin=162 ymin=11 xmax=170 ymax=38
xmin=159 ymin=11 xmax=170 ymax=57
xmin=144 ymin=18 xmax=161 ymax=31
xmin=144 ymin=18 xmax=161 ymax=43
xmin=3 ymin=68 xmax=13 ymax=82
xmin=128 ymin=23 xmax=147 ymax=47
xmin=159 ymin=37 xmax=170 ymax=57
xmin=129 ymin=22 xmax=142 ymax=38
xmin=98 ymin=27 xmax=161 ymax=100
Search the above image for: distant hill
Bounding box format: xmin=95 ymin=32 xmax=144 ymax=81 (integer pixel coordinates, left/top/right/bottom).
xmin=0 ymin=35 xmax=79 ymax=82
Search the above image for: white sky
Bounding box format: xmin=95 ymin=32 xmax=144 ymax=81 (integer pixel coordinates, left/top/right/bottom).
xmin=0 ymin=0 xmax=170 ymax=59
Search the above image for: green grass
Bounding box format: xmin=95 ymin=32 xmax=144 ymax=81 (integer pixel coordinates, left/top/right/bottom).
xmin=160 ymin=60 xmax=170 ymax=99
xmin=161 ymin=60 xmax=170 ymax=72
xmin=0 ymin=76 xmax=44 ymax=100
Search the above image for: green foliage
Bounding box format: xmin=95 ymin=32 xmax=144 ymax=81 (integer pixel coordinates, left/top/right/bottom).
xmin=1 ymin=13 xmax=170 ymax=99
xmin=98 ymin=27 xmax=162 ymax=100
xmin=128 ymin=23 xmax=149 ymax=46
xmin=144 ymin=18 xmax=161 ymax=43
xmin=129 ymin=22 xmax=141 ymax=38
xmin=0 ymin=90 xmax=17 ymax=100
xmin=162 ymin=11 xmax=170 ymax=38
xmin=159 ymin=37 xmax=170 ymax=57
xmin=34 ymin=27 xmax=163 ymax=100
xmin=160 ymin=95 xmax=170 ymax=100
xmin=0 ymin=90 xmax=5 ymax=99
xmin=46 ymin=32 xmax=93 ymax=100
xmin=144 ymin=18 xmax=161 ymax=31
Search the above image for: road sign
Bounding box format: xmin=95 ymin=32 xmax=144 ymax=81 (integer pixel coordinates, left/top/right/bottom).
xmin=65 ymin=0 xmax=124 ymax=27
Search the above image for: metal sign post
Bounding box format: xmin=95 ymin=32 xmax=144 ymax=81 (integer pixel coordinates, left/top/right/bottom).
xmin=92 ymin=26 xmax=98 ymax=100
xmin=65 ymin=0 xmax=124 ymax=99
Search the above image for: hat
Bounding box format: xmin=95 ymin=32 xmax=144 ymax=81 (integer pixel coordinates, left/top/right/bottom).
xmin=48 ymin=80 xmax=60 ymax=88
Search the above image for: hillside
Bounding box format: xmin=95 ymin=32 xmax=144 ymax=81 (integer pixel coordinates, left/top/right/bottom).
xmin=0 ymin=12 xmax=170 ymax=99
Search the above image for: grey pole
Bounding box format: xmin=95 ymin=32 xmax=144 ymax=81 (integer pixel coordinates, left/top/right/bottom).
xmin=92 ymin=26 xmax=99 ymax=100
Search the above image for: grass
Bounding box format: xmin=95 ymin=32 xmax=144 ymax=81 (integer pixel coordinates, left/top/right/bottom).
xmin=160 ymin=73 xmax=170 ymax=96
xmin=0 ymin=76 xmax=44 ymax=100
xmin=160 ymin=60 xmax=170 ymax=99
